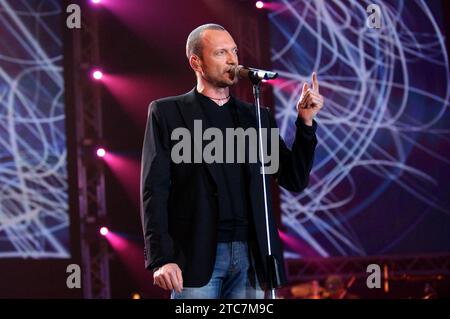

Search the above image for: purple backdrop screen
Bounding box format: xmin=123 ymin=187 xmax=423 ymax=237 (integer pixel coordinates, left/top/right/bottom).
xmin=0 ymin=1 xmax=69 ymax=259
xmin=269 ymin=0 xmax=450 ymax=258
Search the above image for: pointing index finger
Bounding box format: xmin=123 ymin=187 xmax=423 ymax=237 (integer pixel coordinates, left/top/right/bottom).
xmin=312 ymin=72 xmax=319 ymax=93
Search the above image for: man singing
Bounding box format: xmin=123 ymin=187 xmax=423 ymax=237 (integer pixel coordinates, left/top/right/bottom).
xmin=140 ymin=23 xmax=324 ymax=299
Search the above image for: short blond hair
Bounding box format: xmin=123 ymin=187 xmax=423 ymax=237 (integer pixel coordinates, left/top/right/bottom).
xmin=186 ymin=23 xmax=226 ymax=59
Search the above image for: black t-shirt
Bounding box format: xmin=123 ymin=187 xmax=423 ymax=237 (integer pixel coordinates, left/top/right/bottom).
xmin=195 ymin=89 xmax=251 ymax=242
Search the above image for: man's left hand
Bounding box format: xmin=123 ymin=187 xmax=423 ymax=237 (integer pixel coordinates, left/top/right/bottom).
xmin=296 ymin=72 xmax=324 ymax=126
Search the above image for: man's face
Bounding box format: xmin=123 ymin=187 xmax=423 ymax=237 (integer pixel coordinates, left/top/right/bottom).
xmin=197 ymin=29 xmax=239 ymax=88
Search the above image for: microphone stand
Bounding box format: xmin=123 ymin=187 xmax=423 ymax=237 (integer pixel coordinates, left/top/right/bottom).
xmin=247 ymin=73 xmax=282 ymax=300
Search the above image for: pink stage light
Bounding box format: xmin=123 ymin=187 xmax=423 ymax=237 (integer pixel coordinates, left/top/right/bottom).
xmin=255 ymin=1 xmax=264 ymax=9
xmin=102 ymin=152 xmax=140 ymax=202
xmin=91 ymin=0 xmax=102 ymax=4
xmin=105 ymin=232 xmax=154 ymax=293
xmin=100 ymin=226 xmax=109 ymax=236
xmin=96 ymin=148 xmax=106 ymax=158
xmin=101 ymin=73 xmax=164 ymax=127
xmin=92 ymin=69 xmax=103 ymax=80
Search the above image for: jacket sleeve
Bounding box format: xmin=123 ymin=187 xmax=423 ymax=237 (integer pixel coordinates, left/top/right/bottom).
xmin=140 ymin=101 xmax=175 ymax=270
xmin=267 ymin=108 xmax=318 ymax=192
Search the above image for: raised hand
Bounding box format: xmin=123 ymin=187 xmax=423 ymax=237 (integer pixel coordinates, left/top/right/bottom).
xmin=296 ymin=72 xmax=324 ymax=126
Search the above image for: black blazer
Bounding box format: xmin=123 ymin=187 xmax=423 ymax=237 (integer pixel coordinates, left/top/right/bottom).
xmin=140 ymin=88 xmax=317 ymax=288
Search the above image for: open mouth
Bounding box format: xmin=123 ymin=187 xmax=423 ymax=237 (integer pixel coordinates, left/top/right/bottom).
xmin=226 ymin=66 xmax=237 ymax=74
xmin=226 ymin=67 xmax=237 ymax=79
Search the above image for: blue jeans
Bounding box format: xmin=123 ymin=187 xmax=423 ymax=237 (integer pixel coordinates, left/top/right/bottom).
xmin=171 ymin=241 xmax=265 ymax=299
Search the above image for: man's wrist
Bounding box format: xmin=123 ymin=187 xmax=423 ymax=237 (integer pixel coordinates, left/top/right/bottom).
xmin=298 ymin=116 xmax=313 ymax=126
xmin=303 ymin=119 xmax=313 ymax=126
xmin=295 ymin=117 xmax=317 ymax=133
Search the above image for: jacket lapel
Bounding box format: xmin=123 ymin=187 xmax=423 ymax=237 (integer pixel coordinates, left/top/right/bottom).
xmin=176 ymin=89 xmax=269 ymax=196
xmin=233 ymin=99 xmax=265 ymax=186
xmin=176 ymin=88 xmax=221 ymax=187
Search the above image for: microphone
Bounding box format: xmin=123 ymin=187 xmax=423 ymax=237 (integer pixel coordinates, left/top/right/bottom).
xmin=234 ymin=65 xmax=278 ymax=81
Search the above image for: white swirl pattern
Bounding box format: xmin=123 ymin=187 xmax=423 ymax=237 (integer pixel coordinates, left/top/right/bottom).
xmin=269 ymin=0 xmax=450 ymax=258
xmin=0 ymin=0 xmax=68 ymax=258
